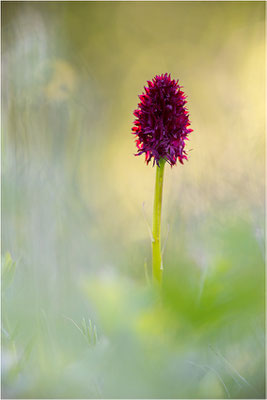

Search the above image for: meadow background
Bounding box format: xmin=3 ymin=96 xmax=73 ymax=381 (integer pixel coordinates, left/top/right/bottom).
xmin=2 ymin=1 xmax=265 ymax=398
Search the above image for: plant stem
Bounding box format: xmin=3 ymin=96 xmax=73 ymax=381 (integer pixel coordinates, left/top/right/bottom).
xmin=152 ymin=158 xmax=166 ymax=284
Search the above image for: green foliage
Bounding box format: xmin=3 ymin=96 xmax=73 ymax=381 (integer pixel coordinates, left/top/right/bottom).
xmin=81 ymin=318 xmax=99 ymax=346
xmin=66 ymin=317 xmax=99 ymax=346
xmin=1 ymin=222 xmax=265 ymax=398
xmin=2 ymin=252 xmax=16 ymax=292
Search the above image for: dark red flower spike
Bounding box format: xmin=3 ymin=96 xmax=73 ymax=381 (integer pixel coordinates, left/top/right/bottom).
xmin=132 ymin=73 xmax=193 ymax=166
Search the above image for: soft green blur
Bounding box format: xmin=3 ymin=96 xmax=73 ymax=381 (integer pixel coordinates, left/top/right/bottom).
xmin=2 ymin=1 xmax=265 ymax=398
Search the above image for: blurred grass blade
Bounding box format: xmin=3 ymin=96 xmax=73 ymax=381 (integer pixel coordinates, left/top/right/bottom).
xmin=2 ymin=252 xmax=16 ymax=291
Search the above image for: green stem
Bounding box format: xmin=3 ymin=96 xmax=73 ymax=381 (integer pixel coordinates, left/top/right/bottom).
xmin=152 ymin=158 xmax=166 ymax=284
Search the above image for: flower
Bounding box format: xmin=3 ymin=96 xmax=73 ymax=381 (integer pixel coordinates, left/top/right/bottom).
xmin=132 ymin=73 xmax=193 ymax=166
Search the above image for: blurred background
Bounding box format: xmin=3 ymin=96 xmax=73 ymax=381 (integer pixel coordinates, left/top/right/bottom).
xmin=2 ymin=1 xmax=265 ymax=398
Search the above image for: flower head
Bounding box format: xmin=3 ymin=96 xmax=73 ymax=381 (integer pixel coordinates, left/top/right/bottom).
xmin=132 ymin=73 xmax=193 ymax=166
